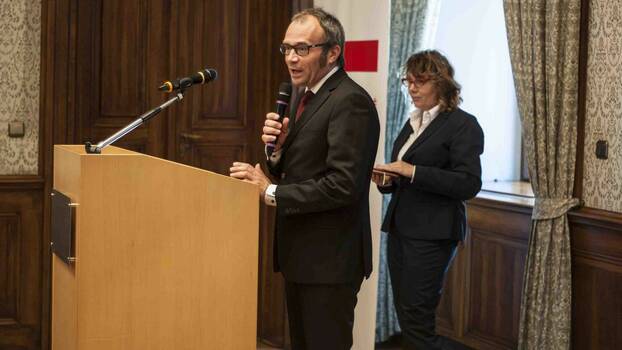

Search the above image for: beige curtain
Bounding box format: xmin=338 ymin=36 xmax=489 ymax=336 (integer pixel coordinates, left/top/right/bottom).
xmin=503 ymin=1 xmax=581 ymax=348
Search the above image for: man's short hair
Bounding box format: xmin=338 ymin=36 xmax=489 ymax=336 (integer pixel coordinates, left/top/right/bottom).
xmin=292 ymin=8 xmax=346 ymax=67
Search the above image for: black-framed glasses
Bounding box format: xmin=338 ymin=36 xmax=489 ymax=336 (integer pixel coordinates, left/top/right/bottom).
xmin=401 ymin=77 xmax=431 ymax=89
xmin=279 ymin=42 xmax=328 ymax=57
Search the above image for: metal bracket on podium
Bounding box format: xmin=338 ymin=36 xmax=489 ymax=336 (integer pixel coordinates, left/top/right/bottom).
xmin=51 ymin=190 xmax=79 ymax=265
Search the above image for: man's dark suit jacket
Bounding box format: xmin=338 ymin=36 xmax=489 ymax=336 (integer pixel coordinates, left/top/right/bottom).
xmin=268 ymin=68 xmax=380 ymax=284
xmin=380 ymin=108 xmax=484 ymax=241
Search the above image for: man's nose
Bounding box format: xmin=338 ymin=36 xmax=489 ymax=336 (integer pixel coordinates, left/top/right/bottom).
xmin=285 ymin=50 xmax=299 ymax=63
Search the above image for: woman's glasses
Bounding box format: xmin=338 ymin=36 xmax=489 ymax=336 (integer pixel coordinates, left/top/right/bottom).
xmin=400 ymin=76 xmax=432 ymax=89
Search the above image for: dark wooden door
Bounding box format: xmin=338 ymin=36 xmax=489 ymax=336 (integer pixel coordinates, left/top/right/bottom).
xmin=70 ymin=0 xmax=291 ymax=175
xmin=169 ymin=1 xmax=292 ymax=176
xmin=171 ymin=0 xmax=255 ymax=172
xmin=73 ymin=0 xmax=171 ymax=156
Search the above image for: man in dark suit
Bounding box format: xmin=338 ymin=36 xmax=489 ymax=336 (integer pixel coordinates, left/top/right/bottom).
xmin=230 ymin=8 xmax=380 ymax=350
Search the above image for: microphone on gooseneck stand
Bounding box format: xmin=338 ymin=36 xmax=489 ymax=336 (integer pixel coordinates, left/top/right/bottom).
xmin=267 ymin=82 xmax=293 ymax=157
xmin=84 ymin=68 xmax=218 ymax=154
xmin=158 ymin=68 xmax=218 ymax=92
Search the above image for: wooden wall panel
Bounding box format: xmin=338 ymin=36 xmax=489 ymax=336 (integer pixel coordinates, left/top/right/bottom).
xmin=0 ymin=187 xmax=44 ymax=350
xmin=465 ymin=231 xmax=526 ymax=348
xmin=570 ymin=209 xmax=622 ymax=349
xmin=0 ymin=214 xmax=20 ymax=321
xmin=437 ymin=198 xmax=531 ymax=350
xmin=572 ymin=261 xmax=622 ymax=349
xmin=438 ymin=200 xmax=622 ymax=350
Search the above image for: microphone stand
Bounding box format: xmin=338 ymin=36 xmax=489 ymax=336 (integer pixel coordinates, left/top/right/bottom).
xmin=85 ymin=91 xmax=184 ymax=154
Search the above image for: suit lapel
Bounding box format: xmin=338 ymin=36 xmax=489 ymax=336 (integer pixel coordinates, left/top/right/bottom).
xmin=402 ymin=110 xmax=451 ymax=159
xmin=281 ymin=69 xmax=347 ymax=152
xmin=391 ymin=121 xmax=413 ymax=162
xmin=291 ymin=87 xmax=330 ymax=133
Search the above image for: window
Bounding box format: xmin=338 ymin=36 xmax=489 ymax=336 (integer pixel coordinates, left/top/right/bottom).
xmin=424 ymin=0 xmax=525 ymax=190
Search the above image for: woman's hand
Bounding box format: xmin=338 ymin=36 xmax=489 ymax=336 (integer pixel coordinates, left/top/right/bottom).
xmin=374 ymin=161 xmax=415 ymax=179
xmin=372 ymin=169 xmax=397 ymax=187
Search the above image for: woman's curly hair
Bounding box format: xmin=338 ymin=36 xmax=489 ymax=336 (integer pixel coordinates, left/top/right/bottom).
xmin=404 ymin=50 xmax=462 ymax=111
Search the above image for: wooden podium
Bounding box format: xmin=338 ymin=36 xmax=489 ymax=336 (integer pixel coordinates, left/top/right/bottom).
xmin=51 ymin=145 xmax=259 ymax=350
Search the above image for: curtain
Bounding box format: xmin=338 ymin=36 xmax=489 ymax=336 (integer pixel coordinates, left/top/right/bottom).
xmin=503 ymin=1 xmax=581 ymax=348
xmin=375 ymin=0 xmax=440 ymax=342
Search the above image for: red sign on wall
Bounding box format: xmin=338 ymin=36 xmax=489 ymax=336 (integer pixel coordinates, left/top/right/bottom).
xmin=344 ymin=40 xmax=378 ymax=72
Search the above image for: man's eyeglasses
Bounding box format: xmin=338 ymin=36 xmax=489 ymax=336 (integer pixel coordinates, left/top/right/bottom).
xmin=401 ymin=77 xmax=431 ymax=89
xmin=279 ymin=43 xmax=328 ymax=57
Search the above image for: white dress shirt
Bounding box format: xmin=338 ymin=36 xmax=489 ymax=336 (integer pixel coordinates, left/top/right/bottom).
xmin=396 ymin=104 xmax=441 ymax=182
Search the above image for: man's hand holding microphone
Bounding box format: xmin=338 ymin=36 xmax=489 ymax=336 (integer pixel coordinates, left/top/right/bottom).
xmin=229 ymin=83 xmax=292 ymax=197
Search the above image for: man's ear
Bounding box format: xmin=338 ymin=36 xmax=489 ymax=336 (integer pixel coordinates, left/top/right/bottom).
xmin=327 ymin=45 xmax=341 ymax=65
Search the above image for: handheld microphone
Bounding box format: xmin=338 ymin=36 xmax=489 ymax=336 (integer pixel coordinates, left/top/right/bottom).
xmin=267 ymin=82 xmax=292 ymax=157
xmin=158 ymin=68 xmax=218 ymax=92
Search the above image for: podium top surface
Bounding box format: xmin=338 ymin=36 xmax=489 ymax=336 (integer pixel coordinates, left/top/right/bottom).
xmin=55 ymin=145 xmax=139 ymax=156
xmin=53 ymin=145 xmax=259 ymax=192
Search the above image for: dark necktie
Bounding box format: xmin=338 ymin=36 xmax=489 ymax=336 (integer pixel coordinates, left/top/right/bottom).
xmin=295 ymin=91 xmax=315 ymax=121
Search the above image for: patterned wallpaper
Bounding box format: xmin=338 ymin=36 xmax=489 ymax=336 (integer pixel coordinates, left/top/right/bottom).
xmin=582 ymin=0 xmax=622 ymax=213
xmin=0 ymin=0 xmax=41 ymax=175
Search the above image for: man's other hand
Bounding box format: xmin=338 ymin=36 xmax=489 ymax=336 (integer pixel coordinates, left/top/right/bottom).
xmin=229 ymin=162 xmax=271 ymax=196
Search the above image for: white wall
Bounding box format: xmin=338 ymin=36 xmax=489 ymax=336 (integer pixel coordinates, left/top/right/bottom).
xmin=314 ymin=1 xmax=390 ymax=349
xmin=431 ymin=0 xmax=521 ymax=182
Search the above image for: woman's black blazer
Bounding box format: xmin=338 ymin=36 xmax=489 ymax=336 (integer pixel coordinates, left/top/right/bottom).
xmin=380 ymin=108 xmax=484 ymax=241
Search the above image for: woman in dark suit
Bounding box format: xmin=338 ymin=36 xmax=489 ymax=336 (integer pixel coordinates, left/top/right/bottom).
xmin=373 ymin=50 xmax=484 ymax=349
